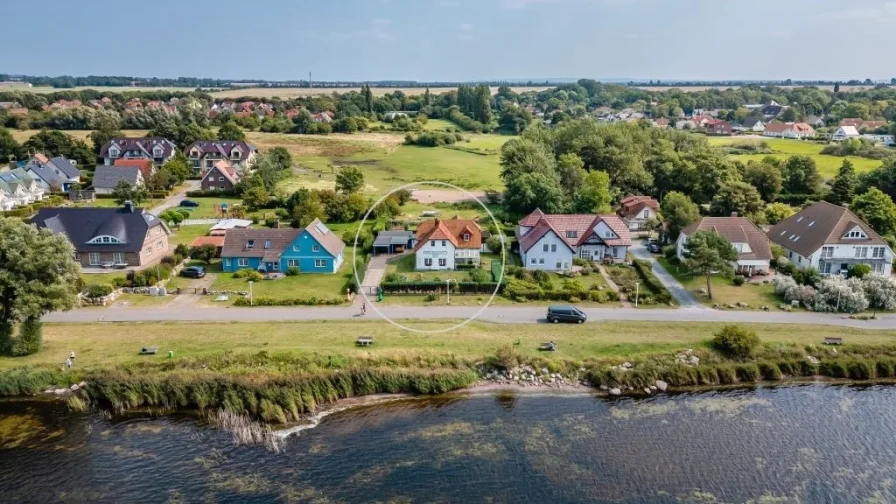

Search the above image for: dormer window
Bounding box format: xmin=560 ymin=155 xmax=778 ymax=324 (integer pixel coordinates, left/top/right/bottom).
xmin=231 ymin=148 xmax=241 ymax=159
xmin=566 ymin=231 xmax=578 ymax=239
xmin=264 ymin=240 xmax=272 ymax=249
xmin=845 ymin=227 xmax=867 ymax=239
xmin=87 ymin=235 xmax=123 ymax=244
xmin=463 ymin=233 xmax=471 ymax=242
xmin=190 ymin=149 xmax=200 ymax=158
xmin=109 ymin=147 xmax=119 ymax=158
xmin=153 ymin=147 xmax=163 ymax=157
xmin=247 ymin=240 xmax=255 ymax=249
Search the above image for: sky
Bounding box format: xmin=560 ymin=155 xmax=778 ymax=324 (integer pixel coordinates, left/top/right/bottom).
xmin=3 ymin=0 xmax=896 ymax=82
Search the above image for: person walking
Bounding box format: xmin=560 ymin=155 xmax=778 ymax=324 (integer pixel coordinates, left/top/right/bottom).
xmin=361 ymin=302 xmax=367 ymax=317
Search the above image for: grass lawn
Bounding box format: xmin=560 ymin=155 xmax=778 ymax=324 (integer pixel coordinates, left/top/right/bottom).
xmin=168 ymin=224 xmax=213 ymax=248
xmin=209 ymin=247 xmax=357 ymax=300
xmin=80 ymin=271 xmax=128 ymax=286
xmin=422 ymin=119 xmax=458 ymax=131
xmin=708 ymin=136 xmax=883 ymax=177
xmin=658 ymin=257 xmax=781 ymax=309
xmin=385 ymin=254 xmax=481 ymax=282
xmin=10 ymin=319 xmax=896 ymax=370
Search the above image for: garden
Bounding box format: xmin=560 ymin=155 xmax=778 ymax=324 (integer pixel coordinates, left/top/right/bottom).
xmin=657 ymin=256 xmax=779 ymax=310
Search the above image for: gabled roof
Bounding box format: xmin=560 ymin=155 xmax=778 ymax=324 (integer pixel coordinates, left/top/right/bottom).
xmin=859 ymin=120 xmax=887 ymax=131
xmin=767 ymin=201 xmax=891 ymax=257
xmin=191 ymin=235 xmax=226 ymax=248
xmin=221 ymin=228 xmax=302 ymax=259
xmin=303 ymin=218 xmax=346 ymax=257
xmin=114 ymin=158 xmax=154 ymax=179
xmin=93 ymin=165 xmax=141 ymax=189
xmin=835 ymin=125 xmax=860 ymax=137
xmin=31 ymin=205 xmax=166 ymax=253
xmin=184 ymin=140 xmax=256 ymax=161
xmin=519 ymin=218 xmax=576 ymax=253
xmin=682 ymin=217 xmax=772 ymax=261
xmin=48 ymin=157 xmax=80 ymax=178
xmin=840 ymin=118 xmax=864 ymax=127
xmin=618 ymin=195 xmax=659 ymax=220
xmin=518 ymin=209 xmax=632 ymax=250
xmin=414 ymin=217 xmax=482 ymax=250
xmin=100 ymin=137 xmax=176 ymax=159
xmin=202 ymin=160 xmax=239 ymax=185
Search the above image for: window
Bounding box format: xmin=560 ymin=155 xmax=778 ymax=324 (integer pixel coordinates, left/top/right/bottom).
xmin=846 ymin=229 xmax=866 ymax=239
xmin=556 ymin=261 xmax=562 ymax=269
xmin=238 ymin=258 xmax=249 ymax=267
xmin=430 ymin=241 xmax=435 ymax=247
xmin=823 ymin=262 xmax=832 ymax=274
xmin=112 ymin=252 xmax=124 ymax=264
xmin=264 ymin=240 xmax=271 ymax=249
xmin=247 ymin=240 xmax=255 ymax=249
xmin=463 ymin=233 xmax=470 ymax=242
xmin=223 ymin=258 xmax=230 ymax=267
xmin=425 ymin=258 xmax=433 ymax=266
xmin=566 ymin=231 xmax=578 ymax=239
xmin=87 ymin=235 xmax=123 ymax=245
xmin=539 ymin=258 xmax=545 ymax=264
xmin=314 ymin=259 xmax=326 ymax=268
xmin=156 ymin=241 xmax=163 ymax=250
xmin=873 ymin=263 xmax=885 ymax=275
xmin=822 ymin=246 xmax=834 ymax=258
xmin=287 ymin=259 xmax=299 ymax=267
xmin=219 ymin=176 xmax=225 ymax=182
xmin=550 ymin=244 xmax=557 ymax=252
xmin=543 ymin=244 xmax=549 ymax=252
xmin=312 ymin=245 xmax=320 ymax=252
xmin=604 ymin=231 xmax=614 ymax=239
xmin=530 ymin=257 xmax=536 ymax=264
xmin=272 ymin=263 xmax=279 ymax=271
xmin=208 ymin=186 xmax=215 ymax=191
xmin=439 ymin=258 xmax=447 ymax=267
xmin=73 ymin=252 xmax=80 ymax=260
xmin=293 ymin=245 xmax=300 ymax=252
xmin=88 ymin=252 xmax=101 ymax=266
xmin=441 ymin=240 xmax=446 ymax=247
xmin=642 ymin=210 xmax=649 ymax=218
xmin=856 ymin=247 xmax=868 ymax=259
xmin=873 ymin=247 xmax=885 ymax=258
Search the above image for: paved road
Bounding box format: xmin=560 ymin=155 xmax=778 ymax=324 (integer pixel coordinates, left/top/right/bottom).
xmin=43 ymin=304 xmax=896 ymax=330
xmin=629 ymin=242 xmax=703 ymax=308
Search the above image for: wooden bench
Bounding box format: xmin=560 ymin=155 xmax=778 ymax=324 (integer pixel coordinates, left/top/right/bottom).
xmin=823 ymin=337 xmax=843 ymax=346
xmin=356 ymin=337 xmax=374 ymax=347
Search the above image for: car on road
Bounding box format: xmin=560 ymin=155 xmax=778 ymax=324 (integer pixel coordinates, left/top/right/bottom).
xmin=179 ymin=200 xmax=200 ymax=208
xmin=546 ymin=305 xmax=587 ymax=324
xmin=180 ymin=266 xmax=206 ymax=279
xmin=647 ymin=242 xmax=662 ymax=253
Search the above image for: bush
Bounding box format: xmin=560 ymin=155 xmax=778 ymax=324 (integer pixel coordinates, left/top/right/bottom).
xmin=468 ymin=269 xmax=492 ymax=283
xmin=735 ymin=363 xmax=760 ymax=382
xmin=84 ymin=284 xmax=114 ymax=298
xmin=111 ymin=277 xmax=129 ymax=288
xmin=285 ymin=266 xmax=300 ymax=276
xmin=11 ymin=319 xmax=43 ymax=357
xmin=732 ymin=275 xmax=745 ymax=286
xmin=758 ymin=362 xmax=783 ymax=380
xmin=848 ymin=264 xmax=871 ymax=279
xmin=663 ymin=244 xmax=678 ymax=260
xmin=423 ymin=293 xmax=440 ymax=302
xmin=631 ymin=259 xmax=673 ymax=304
xmin=712 ymin=325 xmax=760 ymax=359
xmin=233 ymin=296 xmax=343 ymax=306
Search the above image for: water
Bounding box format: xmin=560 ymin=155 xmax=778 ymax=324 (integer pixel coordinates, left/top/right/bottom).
xmin=3 ymin=384 xmax=896 ymax=503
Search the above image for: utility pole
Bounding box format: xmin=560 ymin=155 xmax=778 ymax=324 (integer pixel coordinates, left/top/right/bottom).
xmin=309 ymin=71 xmax=312 ymax=89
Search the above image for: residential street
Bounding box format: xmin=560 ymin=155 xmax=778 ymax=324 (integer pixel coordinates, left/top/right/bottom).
xmin=43 ymin=304 xmax=896 ymax=330
xmin=629 ymin=241 xmax=704 ymax=308
xmin=149 ymin=180 xmax=200 ymax=215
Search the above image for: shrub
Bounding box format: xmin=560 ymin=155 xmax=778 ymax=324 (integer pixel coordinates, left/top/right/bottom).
xmin=285 ymin=266 xmax=300 ymax=276
xmin=848 ymin=264 xmax=871 ymax=279
xmin=735 ymin=363 xmax=760 ymax=382
xmin=531 ymin=270 xmax=550 ymax=284
xmin=423 ymin=293 xmax=440 ymax=302
xmin=732 ymin=275 xmax=745 ymax=286
xmin=875 ymin=360 xmax=895 ymax=378
xmin=85 ymin=284 xmax=114 ymax=298
xmin=494 ymin=345 xmax=520 ymax=370
xmin=846 ymin=360 xmax=874 ymax=380
xmin=716 ymin=365 xmax=737 ymax=384
xmin=11 ymin=319 xmax=43 ymax=357
xmin=111 ymin=277 xmax=129 ymax=288
xmin=712 ymin=325 xmax=760 ymax=359
xmin=469 ymin=269 xmax=491 ymax=283
xmin=812 ymin=277 xmax=869 ymax=313
xmin=758 ymin=362 xmax=783 ymax=380
xmin=820 ymin=360 xmax=848 ymax=378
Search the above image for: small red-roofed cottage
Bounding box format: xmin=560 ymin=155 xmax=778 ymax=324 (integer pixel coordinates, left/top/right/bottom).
xmin=414 ymin=217 xmax=482 ymax=270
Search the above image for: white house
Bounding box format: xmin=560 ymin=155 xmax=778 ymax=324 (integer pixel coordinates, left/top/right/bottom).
xmin=617 ymin=195 xmax=659 ymax=232
xmin=0 ymin=168 xmax=45 ymax=209
xmin=744 ymin=119 xmax=765 ymax=132
xmin=517 ymin=209 xmax=631 ymax=271
xmin=764 ymin=122 xmax=816 ymax=139
xmin=831 ymin=126 xmax=860 ymax=142
xmin=768 ymin=201 xmax=894 ymax=277
xmin=676 ymin=217 xmax=772 ymax=276
xmin=862 ymin=134 xmax=896 ymax=146
xmin=413 ymin=217 xmax=481 ymax=271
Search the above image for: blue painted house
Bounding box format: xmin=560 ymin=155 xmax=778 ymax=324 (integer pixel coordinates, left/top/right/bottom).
xmin=220 ymin=219 xmax=346 ymax=274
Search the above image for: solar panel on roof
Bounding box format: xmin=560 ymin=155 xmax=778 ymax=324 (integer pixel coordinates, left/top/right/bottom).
xmin=314 ymin=222 xmax=330 ymax=235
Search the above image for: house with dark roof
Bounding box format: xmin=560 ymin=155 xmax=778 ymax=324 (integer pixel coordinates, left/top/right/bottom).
xmin=23 ymin=154 xmax=81 ymax=191
xmin=373 ymin=230 xmax=416 ymax=255
xmin=100 ymin=137 xmax=177 ymax=167
xmin=414 ymin=217 xmax=482 ymax=270
xmin=0 ymin=168 xmax=45 ymax=210
xmin=200 ymin=160 xmax=240 ymax=191
xmin=92 ymin=165 xmax=144 ymax=194
xmin=677 ymin=217 xmax=772 ymax=276
xmin=618 ymin=195 xmax=659 ymax=231
xmin=517 ymin=209 xmax=631 ymax=271
xmin=768 ymin=201 xmax=894 ymax=277
xmin=184 ymin=140 xmax=257 ymax=175
xmin=31 ymin=202 xmax=170 ymax=269
xmin=221 ymin=219 xmax=346 ymax=274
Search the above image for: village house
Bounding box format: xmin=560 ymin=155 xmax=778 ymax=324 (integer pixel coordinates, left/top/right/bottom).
xmin=184 ymin=140 xmax=256 ymax=175
xmin=617 ymin=195 xmax=659 ymax=231
xmin=517 ymin=209 xmax=631 ymax=271
xmin=23 ymin=154 xmax=81 ymax=191
xmin=0 ymin=168 xmax=45 ymax=210
xmin=763 ymin=122 xmax=816 ymax=139
xmin=32 ymin=201 xmax=170 ymax=269
xmin=100 ymin=138 xmax=177 ymax=167
xmin=221 ymin=219 xmax=346 ymax=274
xmin=840 ymin=118 xmax=888 ymax=131
xmin=768 ymin=201 xmax=894 ymax=277
xmin=414 ymin=217 xmax=482 ymax=270
xmin=201 ymin=160 xmax=240 ymax=191
xmin=113 ymin=158 xmax=155 ymax=179
xmin=653 ymin=118 xmax=670 ymax=128
xmin=313 ymin=111 xmax=334 ymax=123
xmin=92 ymin=165 xmax=144 ymax=195
xmin=743 ymin=118 xmax=766 ymax=132
xmin=862 ymin=134 xmax=896 ymax=146
xmin=677 ymin=216 xmax=772 ymax=276
xmin=705 ymin=119 xmax=733 ymax=136
xmin=831 ymin=125 xmax=861 ymax=141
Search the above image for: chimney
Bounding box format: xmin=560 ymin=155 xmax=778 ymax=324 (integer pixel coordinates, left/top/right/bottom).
xmin=730 ymin=212 xmax=738 ymax=217
xmin=123 ymin=200 xmax=134 ymax=213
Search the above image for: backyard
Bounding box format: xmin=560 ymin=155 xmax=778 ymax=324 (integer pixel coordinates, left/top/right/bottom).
xmin=708 ymin=136 xmax=883 ymax=177
xmin=657 ymin=257 xmax=781 ymax=309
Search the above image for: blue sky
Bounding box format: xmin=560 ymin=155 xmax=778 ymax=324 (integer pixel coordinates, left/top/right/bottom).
xmin=3 ymin=0 xmax=896 ymax=81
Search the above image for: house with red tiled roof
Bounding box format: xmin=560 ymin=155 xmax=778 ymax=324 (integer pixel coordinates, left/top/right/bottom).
xmin=763 ymin=122 xmax=816 ymax=139
xmin=677 ymin=217 xmax=772 ymax=276
xmin=517 ymin=209 xmax=632 ymax=271
xmin=114 ymin=158 xmax=155 ymax=179
xmin=413 ymin=217 xmax=482 ymax=270
xmin=618 ymin=195 xmax=659 ymax=231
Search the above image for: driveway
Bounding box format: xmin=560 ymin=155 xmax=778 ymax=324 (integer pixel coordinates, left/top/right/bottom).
xmin=149 ymin=180 xmax=200 ymax=215
xmin=629 ymin=242 xmax=704 ymax=309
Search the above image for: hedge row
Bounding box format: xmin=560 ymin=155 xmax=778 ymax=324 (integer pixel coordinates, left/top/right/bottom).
xmin=233 ymin=296 xmax=345 ymax=307
xmin=381 ymin=281 xmax=502 ymax=295
xmin=186 ymin=189 xmax=240 ymax=198
xmin=631 ymin=259 xmax=674 ymax=304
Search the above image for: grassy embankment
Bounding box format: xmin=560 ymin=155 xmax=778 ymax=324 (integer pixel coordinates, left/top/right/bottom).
xmin=4 ymin=320 xmax=896 ymax=423
xmin=707 ymin=137 xmax=882 ymax=178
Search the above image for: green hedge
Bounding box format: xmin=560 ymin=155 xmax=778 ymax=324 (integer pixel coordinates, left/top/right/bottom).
xmin=381 ymin=281 xmax=501 ymax=295
xmin=631 ymin=259 xmax=673 ymax=304
xmin=233 ymin=296 xmax=345 ymax=306
xmin=186 ymin=189 xmax=240 ymax=198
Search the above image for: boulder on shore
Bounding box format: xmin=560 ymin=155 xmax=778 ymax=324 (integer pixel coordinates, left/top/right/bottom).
xmin=609 ymin=388 xmax=622 ymax=396
xmin=655 ymin=380 xmax=668 ymax=392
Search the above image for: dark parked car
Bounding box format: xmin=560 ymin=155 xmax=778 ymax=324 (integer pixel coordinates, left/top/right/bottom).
xmin=181 ymin=266 xmax=206 ymax=279
xmin=648 ymin=242 xmax=661 ymax=253
xmin=546 ymin=305 xmax=587 ymax=324
xmin=179 ymin=199 xmax=200 ymax=208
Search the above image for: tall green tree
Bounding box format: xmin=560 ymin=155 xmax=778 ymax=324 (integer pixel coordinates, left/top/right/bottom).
xmin=682 ymin=230 xmax=737 ymax=301
xmin=504 ymin=171 xmax=567 ymax=214
xmin=573 ymin=170 xmax=613 ymax=213
xmin=267 ymin=146 xmax=292 ymax=171
xmin=0 ymin=127 xmax=20 ymax=162
xmin=291 ymin=191 xmax=326 ymax=228
xmin=556 ymin=153 xmax=585 ymax=196
xmin=828 ymin=159 xmax=858 ymax=206
xmin=217 ymin=121 xmax=246 ymax=141
xmin=660 ymin=191 xmax=700 ymax=241
xmin=851 ymin=188 xmax=896 ymax=239
xmin=112 ymin=180 xmax=150 ymax=206
xmin=710 ymin=181 xmax=765 ymax=221
xmin=88 ymin=114 xmax=122 ymax=155
xmin=743 ymin=158 xmax=783 ymax=202
xmin=161 ymin=152 xmax=192 ymax=184
xmin=335 ymin=166 xmax=365 ymax=194
xmin=0 ymin=218 xmax=80 ymax=356
xmin=782 ymin=155 xmax=822 ymax=195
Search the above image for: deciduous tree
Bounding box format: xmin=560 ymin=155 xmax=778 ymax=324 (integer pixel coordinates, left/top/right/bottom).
xmin=573 ymin=170 xmax=612 ymax=213
xmin=335 ymin=166 xmax=365 ymax=194
xmin=112 ymin=180 xmax=149 ymax=206
xmin=660 ymin=191 xmax=699 ymax=241
xmin=851 ymin=187 xmax=896 ymax=239
xmin=217 ymin=121 xmax=246 ymax=141
xmin=782 ymin=155 xmax=822 ymax=195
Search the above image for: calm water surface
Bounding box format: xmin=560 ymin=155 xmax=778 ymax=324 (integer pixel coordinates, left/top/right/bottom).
xmin=2 ymin=383 xmax=896 ymax=503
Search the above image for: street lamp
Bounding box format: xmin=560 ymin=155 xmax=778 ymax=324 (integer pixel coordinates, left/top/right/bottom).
xmin=446 ymin=278 xmax=457 ymax=305
xmin=248 ymin=280 xmax=254 ymax=306
xmin=635 ymin=281 xmax=640 ymax=307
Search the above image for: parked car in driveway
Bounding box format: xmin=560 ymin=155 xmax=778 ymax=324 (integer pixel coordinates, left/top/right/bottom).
xmin=647 ymin=242 xmax=661 ymax=253
xmin=546 ymin=305 xmax=587 ymax=324
xmin=179 ymin=200 xmax=200 ymax=208
xmin=180 ymin=266 xmax=206 ymax=278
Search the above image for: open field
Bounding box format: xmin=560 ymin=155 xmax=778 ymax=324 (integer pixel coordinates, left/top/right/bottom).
xmin=708 ymin=136 xmax=883 ymax=177
xmin=10 ymin=129 xmax=150 ymax=143
xmin=7 ymin=319 xmax=896 ymax=370
xmin=17 ymin=86 xmax=200 ymax=94
xmin=20 ymin=85 xmax=551 ymax=98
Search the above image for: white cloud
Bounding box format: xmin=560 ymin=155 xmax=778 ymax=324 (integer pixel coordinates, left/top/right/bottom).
xmin=329 ymin=30 xmax=370 ymax=40
xmin=823 ymin=2 xmax=896 ymax=20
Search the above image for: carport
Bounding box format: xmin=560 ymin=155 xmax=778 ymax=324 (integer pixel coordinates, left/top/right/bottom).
xmin=373 ymin=231 xmax=415 ymax=255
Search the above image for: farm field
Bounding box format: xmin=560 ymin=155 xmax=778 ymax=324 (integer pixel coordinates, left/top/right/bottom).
xmin=708 ymin=136 xmax=883 ymax=177
xmin=21 ymin=86 xmax=201 ymax=94
xmin=22 ymin=85 xmax=551 ymax=98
